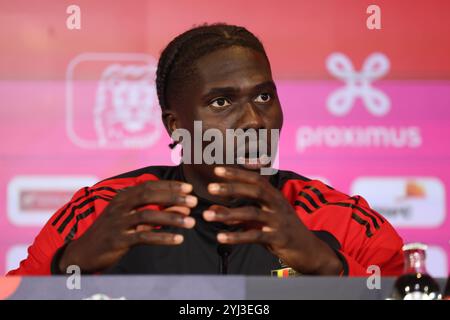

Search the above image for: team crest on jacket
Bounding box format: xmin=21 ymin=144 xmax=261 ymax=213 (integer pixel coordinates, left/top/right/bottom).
xmin=271 ymin=259 xmax=300 ymax=277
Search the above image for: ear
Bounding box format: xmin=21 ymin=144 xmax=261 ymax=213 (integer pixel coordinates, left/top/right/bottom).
xmin=162 ymin=110 xmax=178 ymax=137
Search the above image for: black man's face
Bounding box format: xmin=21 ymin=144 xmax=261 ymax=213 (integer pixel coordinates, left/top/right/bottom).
xmin=169 ymin=46 xmax=283 ymax=173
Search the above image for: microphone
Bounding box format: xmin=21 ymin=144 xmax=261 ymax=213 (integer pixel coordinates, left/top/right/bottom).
xmin=217 ymin=244 xmax=233 ymax=275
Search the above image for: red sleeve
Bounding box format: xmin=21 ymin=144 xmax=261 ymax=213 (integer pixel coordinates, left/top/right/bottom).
xmin=335 ymin=196 xmax=404 ymax=276
xmin=281 ymin=179 xmax=404 ymax=276
xmin=6 ymin=188 xmax=87 ymax=275
xmin=6 ymin=174 xmax=158 ymax=276
xmin=336 ymin=221 xmax=404 ymax=276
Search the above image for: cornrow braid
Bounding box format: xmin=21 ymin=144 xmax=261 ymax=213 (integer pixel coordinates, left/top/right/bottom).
xmin=156 ymin=23 xmax=268 ymax=111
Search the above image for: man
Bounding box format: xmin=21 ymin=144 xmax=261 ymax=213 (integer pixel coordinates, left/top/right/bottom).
xmin=7 ymin=24 xmax=403 ymax=276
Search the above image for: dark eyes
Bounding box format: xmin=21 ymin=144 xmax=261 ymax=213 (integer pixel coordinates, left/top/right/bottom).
xmin=210 ymin=97 xmax=231 ymax=108
xmin=254 ymin=93 xmax=271 ymax=103
xmin=208 ymin=93 xmax=272 ymax=109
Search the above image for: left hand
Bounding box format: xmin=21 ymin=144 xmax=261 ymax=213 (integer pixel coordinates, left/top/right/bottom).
xmin=203 ymin=166 xmax=343 ymax=275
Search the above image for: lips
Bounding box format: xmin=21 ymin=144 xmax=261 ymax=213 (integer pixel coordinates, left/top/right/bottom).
xmin=236 ymin=154 xmax=271 ymax=170
xmin=234 ymin=140 xmax=272 ymax=170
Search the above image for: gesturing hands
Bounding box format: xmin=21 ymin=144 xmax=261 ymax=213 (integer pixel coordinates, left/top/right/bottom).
xmin=59 ymin=180 xmax=197 ymax=273
xmin=203 ymin=167 xmax=343 ymax=275
xmin=58 ymin=167 xmax=342 ymax=275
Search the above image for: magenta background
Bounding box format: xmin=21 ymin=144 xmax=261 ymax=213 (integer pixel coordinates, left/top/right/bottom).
xmin=1 ymin=80 xmax=449 ymax=275
xmin=1 ymin=0 xmax=449 ymax=276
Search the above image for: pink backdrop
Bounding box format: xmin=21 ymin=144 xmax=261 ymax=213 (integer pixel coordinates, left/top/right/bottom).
xmin=0 ymin=0 xmax=449 ymax=276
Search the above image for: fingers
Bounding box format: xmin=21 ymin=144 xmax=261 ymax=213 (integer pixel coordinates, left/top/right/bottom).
xmin=125 ymin=210 xmax=196 ymax=230
xmin=207 ymin=181 xmax=274 ymax=207
xmin=128 ymin=231 xmax=185 ymax=246
xmin=112 ymin=180 xmax=197 ymax=213
xmin=205 ymin=205 xmax=281 ymax=245
xmin=164 ymin=206 xmax=191 ymax=216
xmin=213 ymin=166 xmax=261 ymax=184
xmin=216 ymin=229 xmax=275 ymax=245
xmin=210 ymin=167 xmax=282 ymax=211
xmin=203 ymin=206 xmax=274 ymax=227
xmin=140 ymin=180 xmax=193 ymax=193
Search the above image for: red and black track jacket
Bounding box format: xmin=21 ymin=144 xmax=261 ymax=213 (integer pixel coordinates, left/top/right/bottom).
xmin=7 ymin=165 xmax=404 ymax=276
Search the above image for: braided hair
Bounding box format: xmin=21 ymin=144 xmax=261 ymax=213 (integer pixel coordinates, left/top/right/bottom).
xmin=156 ymin=23 xmax=269 ymax=111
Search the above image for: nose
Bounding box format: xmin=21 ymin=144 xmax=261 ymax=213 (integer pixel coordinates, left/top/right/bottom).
xmin=239 ymin=102 xmax=266 ymax=131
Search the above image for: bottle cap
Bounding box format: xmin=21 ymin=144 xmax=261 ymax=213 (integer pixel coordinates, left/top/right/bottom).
xmin=402 ymin=242 xmax=428 ymax=252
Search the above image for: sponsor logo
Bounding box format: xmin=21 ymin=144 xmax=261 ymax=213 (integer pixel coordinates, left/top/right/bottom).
xmin=7 ymin=175 xmax=97 ymax=226
xmin=350 ymin=177 xmax=446 ymax=228
xmin=296 ymin=126 xmax=421 ymax=152
xmin=326 ymin=52 xmax=390 ymax=116
xmin=296 ymin=53 xmax=423 ymax=153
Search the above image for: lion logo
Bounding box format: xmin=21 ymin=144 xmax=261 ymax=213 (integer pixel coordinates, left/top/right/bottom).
xmin=93 ymin=63 xmax=161 ymax=148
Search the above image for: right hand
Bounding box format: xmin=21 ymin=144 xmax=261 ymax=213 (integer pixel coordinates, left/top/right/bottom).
xmin=58 ymin=180 xmax=197 ymax=273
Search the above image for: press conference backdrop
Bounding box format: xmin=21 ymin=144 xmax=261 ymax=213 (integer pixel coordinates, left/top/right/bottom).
xmin=0 ymin=0 xmax=449 ymax=276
